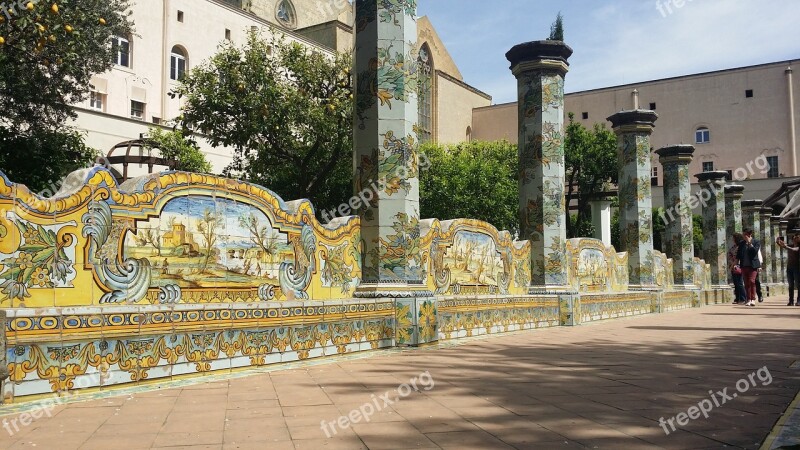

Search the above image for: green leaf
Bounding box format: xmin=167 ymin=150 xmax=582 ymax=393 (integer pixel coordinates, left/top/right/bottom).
xmin=32 ymin=247 xmax=56 ymax=264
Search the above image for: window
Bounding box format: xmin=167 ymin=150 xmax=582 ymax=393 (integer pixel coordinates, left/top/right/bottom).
xmin=111 ymin=36 xmax=130 ymax=67
xmin=130 ymin=101 xmax=145 ymax=120
xmin=225 ymin=29 xmax=231 ymax=40
xmin=695 ymin=127 xmax=710 ymax=144
xmin=177 ymin=10 xmax=184 ymax=22
xmin=581 ymin=112 xmax=588 ymax=120
xmin=275 ymin=0 xmax=296 ymax=28
xmin=745 ymin=89 xmax=753 ymax=98
xmin=89 ymin=92 xmax=105 ymax=111
xmin=417 ymin=44 xmax=433 ymax=143
xmin=651 ymin=166 xmax=658 ymax=186
xmin=766 ymin=156 xmax=779 ymax=178
xmin=170 ymin=46 xmax=187 ymax=81
xmin=152 ymin=117 xmax=162 ymax=125
xmin=702 ymin=161 xmax=714 ymax=172
xmin=649 ymin=102 xmax=656 ymax=110
xmin=466 ymin=126 xmax=472 ymax=142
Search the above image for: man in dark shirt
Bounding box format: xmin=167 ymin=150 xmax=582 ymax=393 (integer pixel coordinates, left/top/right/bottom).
xmin=777 ymin=234 xmax=800 ymax=306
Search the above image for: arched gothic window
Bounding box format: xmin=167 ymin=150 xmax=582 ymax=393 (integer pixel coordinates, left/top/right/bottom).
xmin=417 ymin=44 xmax=433 ymax=143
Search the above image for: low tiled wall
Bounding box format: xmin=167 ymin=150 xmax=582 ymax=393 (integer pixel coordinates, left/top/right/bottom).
xmin=578 ymin=292 xmax=653 ymax=323
xmin=661 ymin=290 xmax=700 ymax=311
xmin=436 ymin=296 xmax=560 ymax=341
xmin=3 ymin=300 xmax=395 ymax=402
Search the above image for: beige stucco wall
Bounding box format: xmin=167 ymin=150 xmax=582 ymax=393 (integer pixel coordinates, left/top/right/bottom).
xmin=472 ymin=60 xmax=800 ymax=182
xmin=472 ymin=102 xmax=517 ymax=143
xmin=295 ymin=21 xmax=353 ymax=52
xmin=247 ymin=0 xmax=351 ymax=30
xmin=435 ymin=73 xmax=491 ymax=144
xmin=417 ymin=16 xmax=462 ymax=81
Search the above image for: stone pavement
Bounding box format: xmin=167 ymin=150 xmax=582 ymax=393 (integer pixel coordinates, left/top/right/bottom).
xmin=1 ymin=297 xmax=799 ymax=450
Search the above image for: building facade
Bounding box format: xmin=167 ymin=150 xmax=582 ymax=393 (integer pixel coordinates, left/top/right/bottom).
xmin=72 ymin=0 xmax=491 ymax=177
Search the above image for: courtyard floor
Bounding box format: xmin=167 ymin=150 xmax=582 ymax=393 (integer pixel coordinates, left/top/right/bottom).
xmin=1 ymin=297 xmax=799 ymax=450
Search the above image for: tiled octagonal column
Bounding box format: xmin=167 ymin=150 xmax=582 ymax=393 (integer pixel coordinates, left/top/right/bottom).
xmin=696 ymin=171 xmax=728 ymax=287
xmin=742 ymin=200 xmax=763 ymax=236
xmin=724 ymin=185 xmax=745 ymax=239
xmin=353 ymin=0 xmax=423 ymax=291
xmin=772 ymin=217 xmax=784 ymax=284
xmin=608 ymin=110 xmax=658 ymax=289
xmin=741 ymin=201 xmax=763 ymax=278
xmin=655 ymin=145 xmax=695 ymax=288
xmin=759 ymin=207 xmax=774 ymax=284
xmin=780 ymin=219 xmax=790 ymax=284
xmin=352 ymin=0 xmax=436 ymax=346
xmin=506 ymin=40 xmax=573 ymax=292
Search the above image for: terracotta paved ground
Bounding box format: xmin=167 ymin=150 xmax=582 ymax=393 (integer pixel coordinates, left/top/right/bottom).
xmin=1 ymin=298 xmax=799 ymax=450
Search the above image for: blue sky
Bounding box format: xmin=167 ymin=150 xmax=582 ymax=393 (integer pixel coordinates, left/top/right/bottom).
xmin=417 ymin=0 xmax=800 ymax=104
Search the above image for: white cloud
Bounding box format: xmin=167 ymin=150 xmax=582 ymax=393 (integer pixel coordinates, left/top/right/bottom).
xmin=422 ymin=0 xmax=800 ymax=103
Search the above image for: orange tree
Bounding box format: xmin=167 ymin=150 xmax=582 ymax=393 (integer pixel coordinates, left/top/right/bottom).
xmin=0 ymin=0 xmax=133 ymax=191
xmin=171 ymin=32 xmax=353 ymax=216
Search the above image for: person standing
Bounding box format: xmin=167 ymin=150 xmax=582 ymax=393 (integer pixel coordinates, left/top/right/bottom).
xmin=777 ymin=234 xmax=800 ymax=306
xmin=737 ymin=229 xmax=762 ymax=307
xmin=728 ymin=233 xmax=747 ymax=304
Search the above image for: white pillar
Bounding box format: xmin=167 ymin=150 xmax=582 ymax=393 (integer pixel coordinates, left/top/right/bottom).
xmin=591 ymin=199 xmax=613 ymax=247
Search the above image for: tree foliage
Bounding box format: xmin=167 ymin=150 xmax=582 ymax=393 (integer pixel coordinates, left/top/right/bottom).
xmin=172 ymin=32 xmax=353 ymax=214
xmin=548 ymin=12 xmax=564 ymax=41
xmin=145 ymin=128 xmax=212 ymax=174
xmin=0 ymin=127 xmax=96 ymax=193
xmin=564 ymin=113 xmax=618 ymax=238
xmin=0 ymin=0 xmax=133 ymax=191
xmin=419 ymin=141 xmax=518 ymax=234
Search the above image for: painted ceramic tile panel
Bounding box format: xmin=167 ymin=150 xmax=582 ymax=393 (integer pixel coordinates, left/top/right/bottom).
xmin=421 ymin=219 xmax=528 ymax=296
xmin=0 ymin=169 xmax=363 ymax=307
xmin=565 ymin=238 xmax=629 ymax=294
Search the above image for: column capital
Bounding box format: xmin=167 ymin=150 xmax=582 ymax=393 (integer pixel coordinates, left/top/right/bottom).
xmin=655 ymin=145 xmax=695 ymax=164
xmin=770 ymin=215 xmax=783 ymax=224
xmin=506 ymin=40 xmax=573 ymax=77
xmin=742 ymin=199 xmax=764 ymax=210
xmin=695 ymin=171 xmax=728 ymax=184
xmin=724 ymin=184 xmax=745 ymax=199
xmin=760 ymin=205 xmax=774 ymax=216
xmin=607 ymin=110 xmax=658 ymax=135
